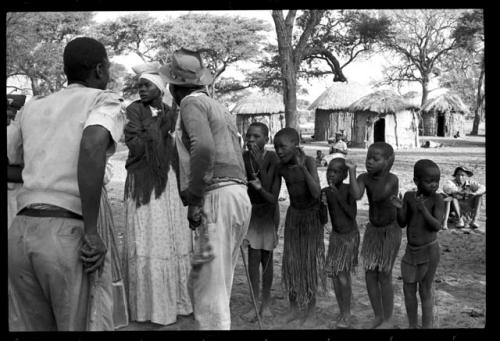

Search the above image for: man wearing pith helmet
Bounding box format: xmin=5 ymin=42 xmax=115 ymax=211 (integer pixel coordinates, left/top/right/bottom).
xmin=160 ymin=48 xmax=252 ymax=330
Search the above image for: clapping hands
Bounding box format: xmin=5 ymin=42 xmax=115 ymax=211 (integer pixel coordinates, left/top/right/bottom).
xmin=390 ymin=193 xmax=404 ymax=209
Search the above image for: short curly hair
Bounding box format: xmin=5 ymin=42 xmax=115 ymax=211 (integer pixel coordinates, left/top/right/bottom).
xmin=63 ymin=37 xmax=108 ymax=83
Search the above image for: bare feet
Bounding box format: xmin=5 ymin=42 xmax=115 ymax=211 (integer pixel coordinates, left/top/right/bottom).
xmin=376 ymin=320 xmax=394 ymax=329
xmin=336 ymin=315 xmax=351 ymax=329
xmin=260 ymin=305 xmax=273 ymax=318
xmin=442 ymin=224 xmax=448 ymax=230
xmin=369 ymin=316 xmax=384 ymax=329
xmin=284 ymin=308 xmax=302 ymax=323
xmin=242 ymin=307 xmax=258 ymax=322
xmin=300 ymin=309 xmax=316 ymax=326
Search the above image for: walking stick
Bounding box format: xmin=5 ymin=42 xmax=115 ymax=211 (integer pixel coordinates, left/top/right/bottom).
xmin=240 ymin=245 xmax=263 ymax=330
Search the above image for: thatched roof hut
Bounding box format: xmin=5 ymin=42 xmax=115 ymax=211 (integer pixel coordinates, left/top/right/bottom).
xmin=308 ymin=81 xmax=371 ymax=142
xmin=231 ymin=92 xmax=285 ymax=142
xmin=420 ymin=92 xmax=468 ymax=137
xmin=349 ymin=90 xmax=420 ymax=149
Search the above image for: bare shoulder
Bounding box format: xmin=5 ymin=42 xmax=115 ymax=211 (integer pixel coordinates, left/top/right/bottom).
xmin=388 ymin=172 xmax=400 ymax=183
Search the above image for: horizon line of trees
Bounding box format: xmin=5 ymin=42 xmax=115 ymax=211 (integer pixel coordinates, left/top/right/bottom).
xmin=7 ymin=9 xmax=484 ymax=134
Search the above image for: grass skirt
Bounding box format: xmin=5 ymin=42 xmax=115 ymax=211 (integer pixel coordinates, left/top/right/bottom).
xmin=325 ymin=228 xmax=360 ymax=277
xmin=282 ymin=205 xmax=326 ymax=308
xmin=360 ymin=221 xmax=402 ymax=273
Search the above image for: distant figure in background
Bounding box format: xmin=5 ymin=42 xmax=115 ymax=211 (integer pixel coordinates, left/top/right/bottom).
xmin=122 ymin=62 xmax=192 ymax=326
xmin=315 ymin=150 xmax=328 ymax=167
xmin=329 ymin=132 xmax=348 ymax=159
xmin=442 ymin=166 xmax=485 ymax=230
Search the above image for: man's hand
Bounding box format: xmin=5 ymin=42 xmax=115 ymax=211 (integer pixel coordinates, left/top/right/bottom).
xmin=188 ymin=204 xmax=203 ymax=230
xmin=80 ymin=232 xmax=107 ymax=275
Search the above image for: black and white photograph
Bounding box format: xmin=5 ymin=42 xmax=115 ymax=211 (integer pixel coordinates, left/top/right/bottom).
xmin=6 ymin=8 xmax=486 ymax=333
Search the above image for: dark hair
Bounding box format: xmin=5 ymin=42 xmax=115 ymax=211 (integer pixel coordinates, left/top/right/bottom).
xmin=368 ymin=142 xmax=395 ymax=168
xmin=328 ymin=157 xmax=348 ymax=178
xmin=414 ymin=159 xmax=440 ymax=179
xmin=274 ymin=127 xmax=299 ymax=145
xmin=249 ymin=122 xmax=269 ymax=138
xmin=63 ymin=37 xmax=108 ymax=83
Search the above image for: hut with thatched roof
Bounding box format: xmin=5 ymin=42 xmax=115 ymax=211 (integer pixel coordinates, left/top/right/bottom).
xmin=349 ymin=90 xmax=420 ymax=149
xmin=420 ymin=92 xmax=468 ymax=137
xmin=231 ymin=92 xmax=285 ymax=142
xmin=308 ymin=82 xmax=371 ymax=142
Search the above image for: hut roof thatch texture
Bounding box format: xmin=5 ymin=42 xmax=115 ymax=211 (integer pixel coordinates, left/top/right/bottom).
xmin=421 ymin=92 xmax=469 ymax=114
xmin=402 ymin=91 xmax=422 ymax=108
xmin=308 ymin=81 xmax=372 ymax=111
xmin=349 ymin=89 xmax=419 ymax=114
xmin=231 ymin=92 xmax=284 ymax=115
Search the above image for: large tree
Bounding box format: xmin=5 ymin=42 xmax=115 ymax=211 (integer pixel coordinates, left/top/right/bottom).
xmin=94 ymin=12 xmax=270 ymax=98
xmin=450 ymin=9 xmax=484 ymax=135
xmin=270 ymin=10 xmax=391 ymax=129
xmin=6 ymin=12 xmax=94 ymax=96
xmin=380 ymin=9 xmax=463 ymax=106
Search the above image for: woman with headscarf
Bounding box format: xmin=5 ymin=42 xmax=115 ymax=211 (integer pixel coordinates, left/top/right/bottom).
xmin=122 ymin=63 xmax=193 ymax=325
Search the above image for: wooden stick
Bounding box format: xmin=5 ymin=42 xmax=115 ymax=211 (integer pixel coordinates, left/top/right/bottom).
xmin=240 ymin=245 xmax=263 ymax=329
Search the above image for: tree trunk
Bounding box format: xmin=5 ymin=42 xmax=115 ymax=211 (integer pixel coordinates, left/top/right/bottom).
xmin=283 ymin=66 xmax=298 ymax=129
xmin=30 ymin=77 xmax=40 ymax=96
xmin=421 ymin=77 xmax=430 ymax=107
xmin=273 ymin=10 xmax=299 ymax=131
xmin=470 ymin=58 xmax=484 ymax=135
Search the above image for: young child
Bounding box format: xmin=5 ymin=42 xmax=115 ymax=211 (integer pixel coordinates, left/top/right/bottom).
xmin=274 ymin=127 xmax=325 ymax=324
xmin=391 ymin=159 xmax=444 ymax=328
xmin=315 ymin=150 xmax=328 ymax=167
xmin=320 ymin=158 xmax=359 ymax=329
xmin=242 ymin=122 xmax=282 ymax=321
xmin=345 ymin=142 xmax=402 ymax=329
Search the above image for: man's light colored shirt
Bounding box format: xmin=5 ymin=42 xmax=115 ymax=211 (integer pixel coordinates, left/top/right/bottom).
xmin=7 ymin=84 xmax=126 ymax=215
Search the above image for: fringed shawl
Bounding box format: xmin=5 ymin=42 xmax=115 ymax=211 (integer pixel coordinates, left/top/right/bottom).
xmin=124 ymin=100 xmax=175 ymax=207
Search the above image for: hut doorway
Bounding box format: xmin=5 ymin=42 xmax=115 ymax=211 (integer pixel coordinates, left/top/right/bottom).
xmin=437 ymin=114 xmax=445 ymax=137
xmin=374 ymin=118 xmax=385 ymax=143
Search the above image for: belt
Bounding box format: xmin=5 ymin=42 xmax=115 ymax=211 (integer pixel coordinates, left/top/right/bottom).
xmin=18 ymin=207 xmax=83 ymax=220
xmin=205 ymin=180 xmax=245 ymax=192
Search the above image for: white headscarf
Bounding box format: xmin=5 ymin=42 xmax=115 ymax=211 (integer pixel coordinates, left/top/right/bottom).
xmin=131 ymin=62 xmax=166 ymax=94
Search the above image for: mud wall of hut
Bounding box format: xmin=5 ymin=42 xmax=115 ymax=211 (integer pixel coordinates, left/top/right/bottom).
xmin=236 ymin=113 xmax=284 ymax=143
xmin=314 ymin=109 xmax=354 ymax=142
xmin=352 ymin=110 xmax=419 ymax=149
xmin=421 ymin=111 xmax=465 ymax=137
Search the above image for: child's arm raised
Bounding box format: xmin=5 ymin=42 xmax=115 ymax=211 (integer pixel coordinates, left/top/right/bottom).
xmin=391 ymin=192 xmax=408 ymax=227
xmin=416 ymin=194 xmax=444 ymax=231
xmin=345 ymin=159 xmax=365 ymax=200
xmin=299 ymin=154 xmax=321 ymax=199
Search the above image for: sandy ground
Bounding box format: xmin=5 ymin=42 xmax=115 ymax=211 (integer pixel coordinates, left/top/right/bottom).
xmin=107 ymin=131 xmax=486 ymax=331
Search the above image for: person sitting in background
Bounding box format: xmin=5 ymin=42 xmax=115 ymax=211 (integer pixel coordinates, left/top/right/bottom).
xmin=329 ymin=132 xmax=348 ymax=158
xmin=315 ymin=150 xmax=328 ymax=167
xmin=442 ymin=166 xmax=485 ymax=230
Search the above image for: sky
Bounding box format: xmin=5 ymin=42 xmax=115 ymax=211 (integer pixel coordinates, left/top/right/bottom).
xmin=93 ymin=10 xmax=425 ymax=103
xmin=8 ymin=10 xmax=430 ymax=103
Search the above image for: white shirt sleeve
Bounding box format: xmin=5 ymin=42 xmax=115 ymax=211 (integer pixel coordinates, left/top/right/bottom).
xmin=84 ymin=90 xmax=127 ymax=155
